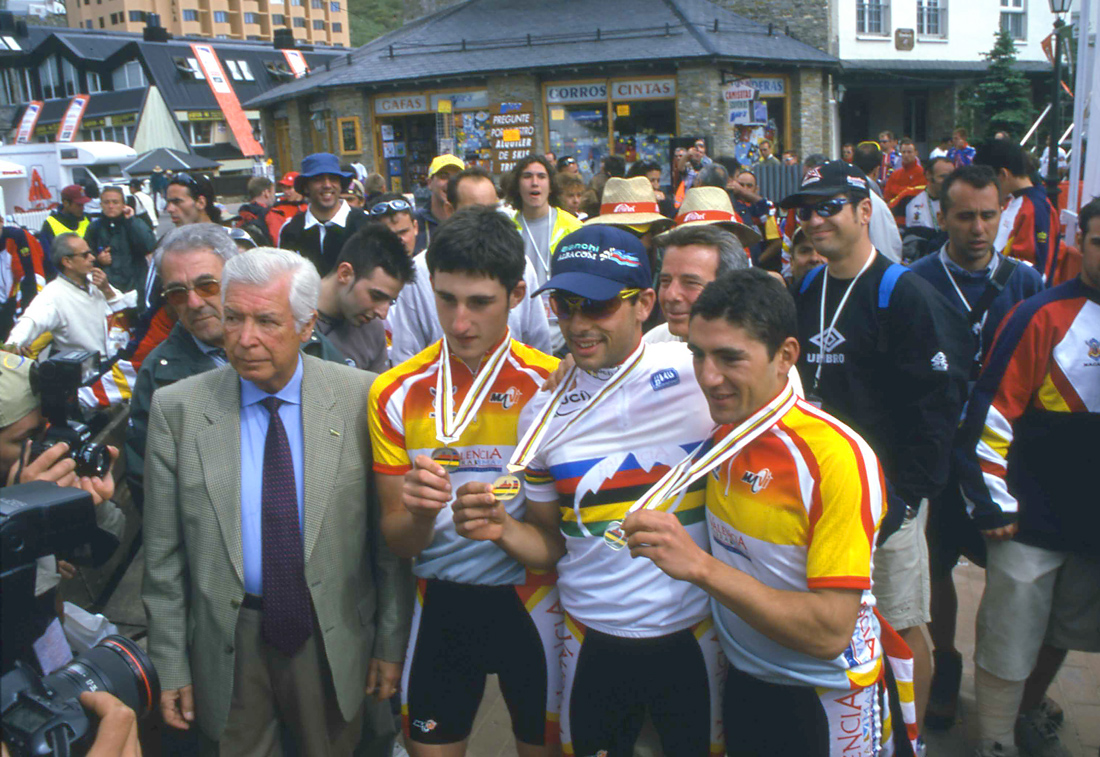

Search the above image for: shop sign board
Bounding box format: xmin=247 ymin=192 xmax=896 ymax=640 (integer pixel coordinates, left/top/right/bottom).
xmin=611 ymin=78 xmax=675 ymax=101
xmin=374 ymin=94 xmax=428 ymax=115
xmin=489 ymin=104 xmax=535 ymax=174
xmin=546 ymin=83 xmax=607 ymax=104
xmin=431 ymin=90 xmax=489 ymax=111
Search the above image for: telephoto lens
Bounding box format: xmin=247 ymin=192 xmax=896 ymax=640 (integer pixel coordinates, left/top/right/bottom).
xmin=1 ymin=636 xmax=160 ymax=756
xmin=43 ymin=636 xmax=160 ymax=720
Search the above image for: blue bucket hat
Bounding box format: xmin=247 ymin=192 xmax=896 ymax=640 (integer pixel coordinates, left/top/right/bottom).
xmin=294 ymin=152 xmax=353 ymax=194
xmin=532 ymin=225 xmax=652 ymax=301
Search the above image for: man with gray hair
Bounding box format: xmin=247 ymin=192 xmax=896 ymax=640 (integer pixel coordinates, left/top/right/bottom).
xmin=6 ymin=232 xmax=130 ymax=356
xmin=143 ymin=246 xmax=411 ymax=755
xmin=645 ymin=224 xmax=749 ymax=345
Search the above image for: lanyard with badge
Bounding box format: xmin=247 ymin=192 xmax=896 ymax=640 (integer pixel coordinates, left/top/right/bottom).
xmin=520 ymin=209 xmax=554 ymax=282
xmin=602 ymin=379 xmax=799 ymax=550
xmin=497 ymin=342 xmax=647 ymax=507
xmin=810 ymin=249 xmax=878 ymax=404
xmin=431 ymin=329 xmax=513 ymax=470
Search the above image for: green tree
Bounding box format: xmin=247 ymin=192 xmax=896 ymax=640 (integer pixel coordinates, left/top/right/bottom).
xmin=347 ymin=0 xmax=404 ymax=47
xmin=966 ymin=28 xmax=1035 ymax=142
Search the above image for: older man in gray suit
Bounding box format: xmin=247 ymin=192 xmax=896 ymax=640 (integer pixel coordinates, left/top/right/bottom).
xmin=142 ymin=247 xmax=411 ymax=755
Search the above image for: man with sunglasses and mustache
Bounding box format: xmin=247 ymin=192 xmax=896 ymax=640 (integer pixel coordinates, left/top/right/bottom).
xmin=452 ymin=225 xmax=724 ymax=756
xmin=785 ymin=161 xmax=970 ymax=740
xmin=7 ymin=232 xmax=129 ymax=357
xmin=126 ymin=224 xmax=343 ymax=513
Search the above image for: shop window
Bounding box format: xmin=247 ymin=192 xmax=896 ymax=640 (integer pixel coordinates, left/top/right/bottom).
xmin=1000 ymin=0 xmax=1026 ymax=40
xmin=612 ymin=99 xmax=675 ymax=183
xmin=189 ymin=120 xmax=214 ymax=146
xmin=547 ymin=103 xmax=609 ymax=179
xmin=337 ymin=116 xmax=360 ymax=155
xmin=856 ymin=0 xmax=890 ymax=35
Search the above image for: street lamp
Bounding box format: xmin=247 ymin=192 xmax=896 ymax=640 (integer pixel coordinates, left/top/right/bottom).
xmin=1045 ymin=0 xmax=1071 ymax=203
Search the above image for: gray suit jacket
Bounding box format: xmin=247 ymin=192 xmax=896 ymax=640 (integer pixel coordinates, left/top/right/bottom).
xmin=142 ymin=355 xmax=412 ymax=739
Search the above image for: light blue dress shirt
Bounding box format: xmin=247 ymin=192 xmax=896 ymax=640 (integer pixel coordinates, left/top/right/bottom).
xmin=239 ymin=356 xmax=305 ymax=595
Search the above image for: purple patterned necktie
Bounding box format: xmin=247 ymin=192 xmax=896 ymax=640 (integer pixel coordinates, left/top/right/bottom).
xmin=259 ymin=396 xmax=312 ymax=656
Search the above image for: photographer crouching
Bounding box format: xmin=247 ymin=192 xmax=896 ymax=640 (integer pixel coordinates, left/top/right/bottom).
xmin=1 ymin=351 xmax=157 ymax=756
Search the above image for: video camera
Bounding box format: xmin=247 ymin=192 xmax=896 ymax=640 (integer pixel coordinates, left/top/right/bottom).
xmin=1 ymin=481 xmax=160 ymax=756
xmin=28 ymin=352 xmax=110 ymax=478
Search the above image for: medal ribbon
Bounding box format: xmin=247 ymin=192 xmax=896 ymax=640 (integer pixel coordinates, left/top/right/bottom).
xmin=624 ymin=379 xmax=798 ymax=517
xmin=508 ymin=342 xmax=647 ymax=474
xmin=434 ymin=330 xmax=513 ymax=445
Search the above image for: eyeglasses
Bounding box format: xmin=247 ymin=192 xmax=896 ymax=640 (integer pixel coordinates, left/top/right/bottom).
xmin=163 ymin=279 xmax=220 ymax=306
xmin=369 ymin=198 xmax=412 ymax=216
xmin=68 ymin=251 xmax=95 ymax=260
xmin=549 ymin=288 xmax=641 ymax=320
xmin=796 ymin=197 xmax=853 ymax=222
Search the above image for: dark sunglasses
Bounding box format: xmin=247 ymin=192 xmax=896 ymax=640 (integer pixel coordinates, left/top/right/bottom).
xmin=560 ymin=157 xmax=576 ymax=166
xmin=796 ymin=197 xmax=853 ymax=222
xmin=369 ymin=198 xmax=412 ymax=216
xmin=549 ymin=288 xmax=641 ymax=320
xmin=163 ymin=279 xmax=220 ymax=306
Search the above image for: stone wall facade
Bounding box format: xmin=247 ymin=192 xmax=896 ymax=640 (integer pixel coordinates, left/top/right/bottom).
xmin=793 ymin=68 xmax=832 ymax=157
xmin=713 ymin=0 xmax=833 ymax=55
xmin=677 ymin=65 xmax=730 ymax=154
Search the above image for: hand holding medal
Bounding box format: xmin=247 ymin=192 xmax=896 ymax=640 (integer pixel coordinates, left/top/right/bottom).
xmin=620 ymin=509 xmax=712 ymax=583
xmin=452 ymin=478 xmax=517 ymax=542
xmin=402 ymin=454 xmax=454 ymax=522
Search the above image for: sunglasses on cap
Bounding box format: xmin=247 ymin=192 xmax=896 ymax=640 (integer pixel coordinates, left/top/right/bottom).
xmin=796 ymin=197 xmax=853 ymax=222
xmin=163 ymin=278 xmax=220 ymax=307
xmin=559 ymin=157 xmax=576 ymax=166
xmin=369 ymin=198 xmax=413 ymax=216
xmin=549 ymin=288 xmax=641 ymax=320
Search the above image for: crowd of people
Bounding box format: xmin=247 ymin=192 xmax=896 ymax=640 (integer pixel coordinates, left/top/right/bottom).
xmin=0 ymin=124 xmax=1097 ymax=757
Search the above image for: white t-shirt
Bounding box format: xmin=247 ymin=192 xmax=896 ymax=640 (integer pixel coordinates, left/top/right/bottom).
xmin=387 ymin=251 xmax=552 ymax=365
xmin=520 ymin=342 xmax=713 ymax=638
xmin=905 ymin=190 xmax=940 ymax=231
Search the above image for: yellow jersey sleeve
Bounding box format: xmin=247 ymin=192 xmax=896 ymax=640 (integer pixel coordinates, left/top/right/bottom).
xmin=368 ymin=369 xmax=411 ymax=476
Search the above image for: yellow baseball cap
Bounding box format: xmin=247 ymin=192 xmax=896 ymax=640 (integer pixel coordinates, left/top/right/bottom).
xmin=428 ymin=154 xmax=464 ymax=177
xmin=0 ymin=352 xmax=40 ymax=427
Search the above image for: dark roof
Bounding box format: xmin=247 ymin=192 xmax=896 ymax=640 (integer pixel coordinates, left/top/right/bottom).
xmin=6 ymin=25 xmax=345 ymax=118
xmin=125 ymin=148 xmax=221 ymax=174
xmin=248 ymin=0 xmax=838 ymax=107
xmin=842 ymin=58 xmax=1052 ymax=76
xmin=35 ymin=88 xmax=147 ymax=123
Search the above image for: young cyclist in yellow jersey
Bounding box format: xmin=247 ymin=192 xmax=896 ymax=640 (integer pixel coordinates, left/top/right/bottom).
xmin=367 ymin=207 xmax=561 ymax=757
xmin=452 ymin=225 xmax=725 ymax=757
xmin=624 ymin=269 xmax=919 ymax=757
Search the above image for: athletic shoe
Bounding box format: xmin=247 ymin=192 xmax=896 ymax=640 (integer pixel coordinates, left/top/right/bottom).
xmin=975 ymin=741 xmax=1020 ymax=757
xmin=1016 ymin=708 xmax=1072 ymax=757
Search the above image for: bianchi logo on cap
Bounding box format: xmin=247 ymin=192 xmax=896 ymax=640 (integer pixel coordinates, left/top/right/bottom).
xmin=846 ymin=175 xmax=868 ymax=189
xmin=603 ymin=249 xmax=640 ymax=268
xmin=613 ymin=203 xmax=637 ymax=213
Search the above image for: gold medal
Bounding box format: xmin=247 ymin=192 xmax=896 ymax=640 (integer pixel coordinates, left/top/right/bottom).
xmin=492 ymin=474 xmax=522 ymax=501
xmin=603 ymin=520 xmax=628 ymax=551
xmin=431 ymin=447 xmax=461 ymax=468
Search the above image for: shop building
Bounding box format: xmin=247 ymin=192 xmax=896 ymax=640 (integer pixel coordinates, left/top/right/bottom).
xmin=249 ymin=0 xmax=838 ymax=189
xmin=1 ymin=22 xmax=343 ymax=172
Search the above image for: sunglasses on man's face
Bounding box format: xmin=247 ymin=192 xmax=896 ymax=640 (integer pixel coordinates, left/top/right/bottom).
xmin=796 ymin=197 xmax=853 ymax=222
xmin=163 ymin=279 xmax=220 ymax=307
xmin=549 ymin=288 xmax=641 ymax=320
xmin=369 ymin=198 xmax=413 ymax=216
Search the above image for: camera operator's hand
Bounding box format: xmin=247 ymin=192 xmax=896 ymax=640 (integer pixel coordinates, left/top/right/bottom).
xmin=77 ymin=445 xmax=119 ymax=506
xmin=79 ymin=691 xmax=141 ymax=757
xmin=160 ymin=686 xmax=194 ymax=730
xmin=6 ymin=439 xmax=78 ymax=488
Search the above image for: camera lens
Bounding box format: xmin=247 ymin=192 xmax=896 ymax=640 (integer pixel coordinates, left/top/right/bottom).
xmin=40 ymin=636 xmax=160 ymax=719
xmin=73 ymin=443 xmax=111 ymax=478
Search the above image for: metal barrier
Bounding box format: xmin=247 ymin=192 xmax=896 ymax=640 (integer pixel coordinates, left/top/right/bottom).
xmin=9 ymin=209 xmax=52 ymax=231
xmin=753 ymin=163 xmax=804 ymax=205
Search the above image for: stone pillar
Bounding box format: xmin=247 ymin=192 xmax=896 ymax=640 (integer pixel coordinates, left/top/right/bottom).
xmin=676 ymin=64 xmax=732 ymax=154
xmin=792 ymin=67 xmax=829 ymax=158
xmin=327 ymin=86 xmax=374 ymax=170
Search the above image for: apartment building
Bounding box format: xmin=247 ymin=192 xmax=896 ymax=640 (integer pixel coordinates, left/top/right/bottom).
xmin=65 ymin=0 xmax=349 ymax=47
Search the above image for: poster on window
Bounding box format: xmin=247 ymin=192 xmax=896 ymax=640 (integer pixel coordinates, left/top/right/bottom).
xmin=381 ymin=124 xmax=394 ymax=141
